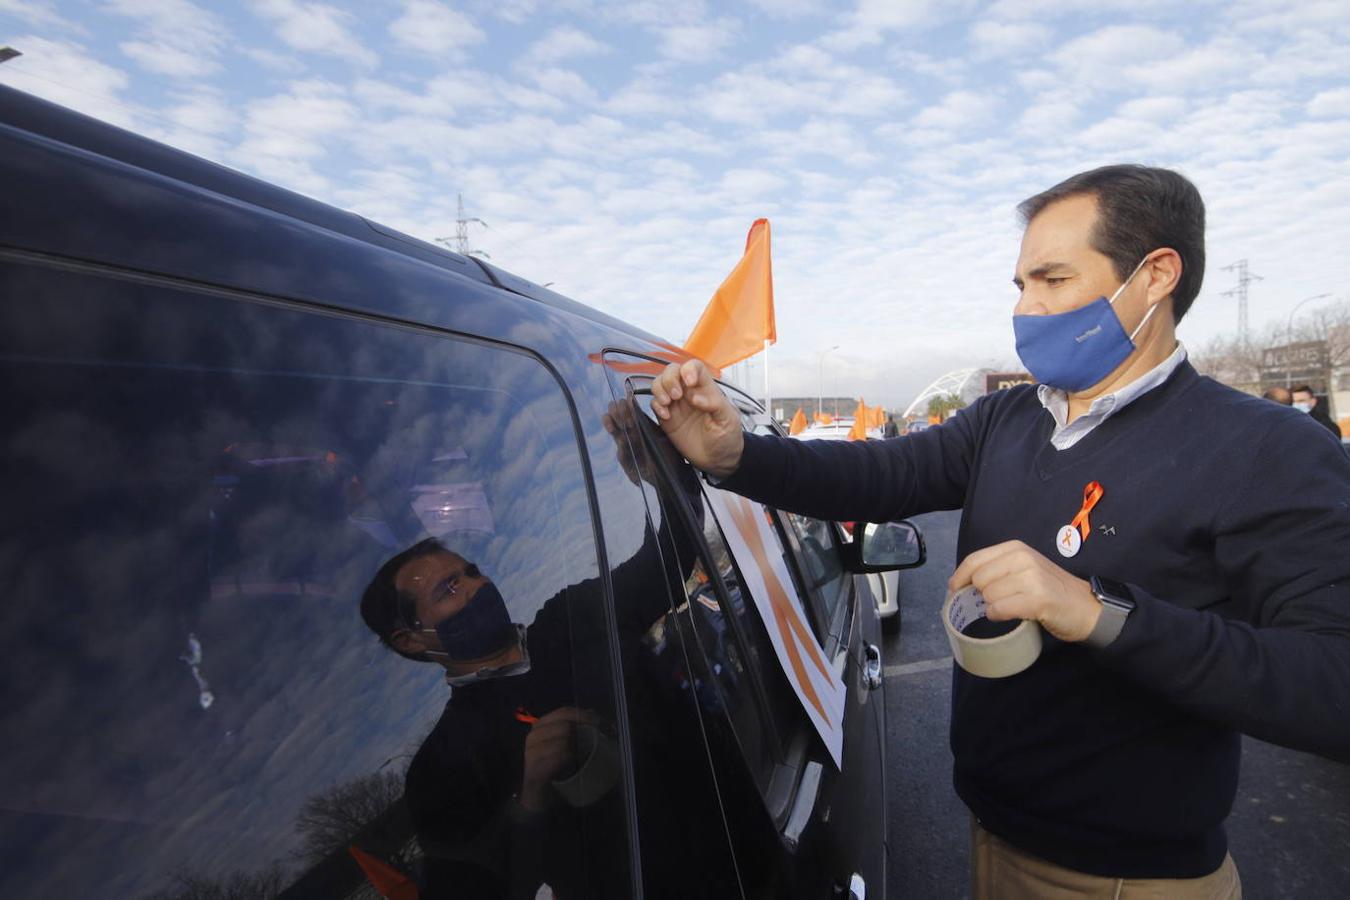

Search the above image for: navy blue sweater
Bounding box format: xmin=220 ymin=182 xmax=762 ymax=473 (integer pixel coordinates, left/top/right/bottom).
xmin=722 ymin=361 xmax=1350 ymax=877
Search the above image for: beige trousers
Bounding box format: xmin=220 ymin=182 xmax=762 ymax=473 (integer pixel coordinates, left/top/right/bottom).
xmin=971 ymin=820 xmax=1242 ymax=900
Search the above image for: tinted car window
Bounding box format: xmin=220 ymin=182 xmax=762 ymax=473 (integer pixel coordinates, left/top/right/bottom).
xmin=744 ymin=414 xmax=849 ymax=639
xmin=630 ymin=400 xmax=809 ymax=799
xmin=777 ymin=511 xmax=848 ymax=635
xmin=0 ymin=263 xmax=629 ymax=898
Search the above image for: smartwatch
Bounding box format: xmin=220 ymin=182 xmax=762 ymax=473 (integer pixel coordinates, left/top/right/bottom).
xmin=1086 ymin=576 xmax=1136 ymax=649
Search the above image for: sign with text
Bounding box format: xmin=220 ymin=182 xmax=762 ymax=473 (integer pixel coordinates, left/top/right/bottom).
xmin=985 ymin=372 xmax=1035 ymax=393
xmin=1260 ymin=341 xmax=1328 ymax=391
xmin=703 ymin=485 xmax=845 ymax=767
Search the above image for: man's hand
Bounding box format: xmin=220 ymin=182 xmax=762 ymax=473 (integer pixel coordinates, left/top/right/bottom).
xmin=649 ymin=360 xmax=744 ymax=479
xmin=947 ymin=540 xmax=1101 ymax=643
xmin=519 ymin=707 xmax=601 ymax=812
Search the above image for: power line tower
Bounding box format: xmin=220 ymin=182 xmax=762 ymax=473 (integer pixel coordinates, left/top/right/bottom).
xmin=436 ymin=193 xmax=489 ymax=258
xmin=1221 ymin=259 xmax=1262 ymax=342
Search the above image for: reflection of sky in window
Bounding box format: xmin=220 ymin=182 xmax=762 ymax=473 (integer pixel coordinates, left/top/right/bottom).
xmin=0 ymin=281 xmax=602 ymax=895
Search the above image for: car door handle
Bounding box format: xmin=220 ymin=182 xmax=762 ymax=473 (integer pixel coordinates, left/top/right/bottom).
xmin=863 ymin=642 xmax=882 ymax=691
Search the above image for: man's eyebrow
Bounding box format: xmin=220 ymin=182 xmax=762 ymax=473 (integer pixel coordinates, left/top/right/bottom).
xmin=1013 ymin=262 xmax=1074 ymax=286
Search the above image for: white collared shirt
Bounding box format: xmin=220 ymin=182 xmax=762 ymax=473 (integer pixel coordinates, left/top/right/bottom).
xmin=1037 ymin=343 xmax=1188 ymax=451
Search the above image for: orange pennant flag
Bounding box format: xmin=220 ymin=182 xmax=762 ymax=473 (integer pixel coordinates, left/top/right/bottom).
xmin=789 ymin=407 xmax=808 ymax=435
xmin=870 ymin=405 xmax=885 ymax=429
xmin=684 ymin=219 xmax=776 ymax=369
xmin=848 ymin=399 xmax=869 ymax=441
xmin=814 ymin=412 xmax=834 ymax=425
xmin=349 ymin=846 xmax=419 ymax=900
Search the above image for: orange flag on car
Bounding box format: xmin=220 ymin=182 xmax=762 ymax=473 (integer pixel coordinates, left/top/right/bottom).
xmin=349 ymin=846 xmax=419 ymax=900
xmin=684 ymin=219 xmax=776 ymax=369
xmin=815 ymin=412 xmax=833 ymax=425
xmin=848 ymin=399 xmax=869 ymax=441
xmin=789 ymin=407 xmax=808 ymax=435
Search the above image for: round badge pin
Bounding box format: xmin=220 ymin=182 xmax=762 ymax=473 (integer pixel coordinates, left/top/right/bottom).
xmin=1056 ymin=524 xmax=1081 ymax=558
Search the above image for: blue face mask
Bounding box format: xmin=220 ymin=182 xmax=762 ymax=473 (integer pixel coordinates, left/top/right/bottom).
xmin=427 ymin=580 xmax=516 ymax=661
xmin=1013 ymin=257 xmax=1155 ymax=392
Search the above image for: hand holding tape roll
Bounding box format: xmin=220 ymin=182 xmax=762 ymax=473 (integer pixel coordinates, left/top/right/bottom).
xmin=942 ymin=585 xmax=1043 ymax=678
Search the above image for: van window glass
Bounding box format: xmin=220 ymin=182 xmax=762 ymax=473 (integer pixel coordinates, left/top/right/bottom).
xmin=630 ymin=400 xmax=809 ymax=798
xmin=0 ymin=266 xmax=631 ymax=899
xmin=744 ymin=414 xmax=849 ymax=638
xmin=777 ymin=511 xmax=848 ymax=635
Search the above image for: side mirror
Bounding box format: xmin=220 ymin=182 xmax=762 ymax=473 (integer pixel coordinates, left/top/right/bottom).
xmin=858 ymin=520 xmax=926 ymax=571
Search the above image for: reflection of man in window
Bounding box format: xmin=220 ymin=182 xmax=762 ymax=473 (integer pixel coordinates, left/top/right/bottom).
xmin=360 ymin=541 xmax=620 ymax=900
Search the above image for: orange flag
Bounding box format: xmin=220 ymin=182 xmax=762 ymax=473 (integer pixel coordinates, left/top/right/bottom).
xmin=870 ymin=405 xmax=886 ymax=428
xmin=848 ymin=399 xmax=869 ymax=441
xmin=789 ymin=407 xmax=808 ymax=435
xmin=684 ymin=219 xmax=776 ymax=369
xmin=349 ymin=846 xmax=419 ymax=900
xmin=814 ymin=412 xmax=834 ymax=425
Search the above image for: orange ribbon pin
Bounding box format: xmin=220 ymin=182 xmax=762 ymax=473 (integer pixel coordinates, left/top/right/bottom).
xmin=1069 ymin=481 xmax=1104 ymax=541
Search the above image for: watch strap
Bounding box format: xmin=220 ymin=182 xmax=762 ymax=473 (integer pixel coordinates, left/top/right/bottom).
xmin=1085 ymin=576 xmax=1134 ymax=649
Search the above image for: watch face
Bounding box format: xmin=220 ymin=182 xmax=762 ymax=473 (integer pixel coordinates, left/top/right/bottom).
xmin=1092 ymin=577 xmax=1134 ymax=608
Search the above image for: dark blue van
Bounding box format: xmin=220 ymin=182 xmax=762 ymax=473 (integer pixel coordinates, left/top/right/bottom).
xmin=0 ymin=85 xmax=924 ymax=900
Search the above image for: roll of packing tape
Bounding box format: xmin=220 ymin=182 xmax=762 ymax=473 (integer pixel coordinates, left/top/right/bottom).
xmin=942 ymin=585 xmax=1043 ymax=678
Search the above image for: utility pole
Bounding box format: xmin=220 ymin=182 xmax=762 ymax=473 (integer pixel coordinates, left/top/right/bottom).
xmin=1221 ymin=259 xmax=1262 ymax=343
xmin=436 ymin=193 xmax=489 ymax=258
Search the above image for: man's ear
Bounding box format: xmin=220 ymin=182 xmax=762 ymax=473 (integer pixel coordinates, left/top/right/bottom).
xmin=390 ymin=628 xmax=427 ymax=656
xmin=1144 ymin=248 xmax=1182 ymax=305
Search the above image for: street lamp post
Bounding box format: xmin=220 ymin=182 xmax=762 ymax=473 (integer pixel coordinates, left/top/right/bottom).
xmin=1286 ymin=293 xmax=1332 ymax=387
xmin=817 ymin=345 xmax=839 ymax=418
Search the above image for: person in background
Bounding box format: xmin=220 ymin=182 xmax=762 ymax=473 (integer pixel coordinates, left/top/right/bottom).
xmin=1292 ymin=384 xmax=1342 ymax=437
xmin=1261 ymin=386 xmax=1292 ymax=405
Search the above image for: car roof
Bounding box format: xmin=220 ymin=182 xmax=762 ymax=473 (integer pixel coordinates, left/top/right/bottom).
xmin=0 ymin=84 xmax=671 ymax=351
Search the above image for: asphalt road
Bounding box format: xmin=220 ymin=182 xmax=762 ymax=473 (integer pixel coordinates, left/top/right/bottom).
xmin=881 ymin=509 xmax=1350 ymax=900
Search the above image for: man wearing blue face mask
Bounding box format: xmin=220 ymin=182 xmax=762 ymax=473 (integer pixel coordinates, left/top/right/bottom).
xmin=360 ymin=541 xmax=624 ymax=899
xmin=649 ymin=164 xmax=1350 ymax=898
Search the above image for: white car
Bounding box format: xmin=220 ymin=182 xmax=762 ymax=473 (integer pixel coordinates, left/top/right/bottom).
xmin=794 ymin=417 xmax=883 ymax=442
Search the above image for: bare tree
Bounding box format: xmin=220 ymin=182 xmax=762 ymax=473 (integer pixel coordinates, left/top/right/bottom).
xmin=142 ymin=867 xmax=286 ymax=900
xmin=1191 ymin=320 xmax=1284 ymax=390
xmin=1291 ymin=299 xmax=1350 ymax=373
xmin=294 ymin=771 xmax=406 ymax=867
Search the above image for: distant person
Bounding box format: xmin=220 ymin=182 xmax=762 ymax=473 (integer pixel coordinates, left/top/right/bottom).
xmin=1262 ymin=386 xmax=1292 ymax=405
xmin=884 ymin=415 xmax=900 ymax=438
xmin=1292 ymin=384 xmax=1342 ymax=437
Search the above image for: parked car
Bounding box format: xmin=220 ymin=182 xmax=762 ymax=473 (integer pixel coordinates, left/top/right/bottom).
xmin=795 ymin=417 xmax=883 ymax=442
xmin=0 ymin=85 xmax=926 ymax=900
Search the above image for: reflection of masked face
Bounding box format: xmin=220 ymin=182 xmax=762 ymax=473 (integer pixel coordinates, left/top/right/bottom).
xmin=431 ymin=581 xmax=515 ymax=661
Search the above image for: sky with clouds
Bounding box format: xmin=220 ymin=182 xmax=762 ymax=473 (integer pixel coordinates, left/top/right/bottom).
xmin=3 ymin=0 xmax=1348 ymax=409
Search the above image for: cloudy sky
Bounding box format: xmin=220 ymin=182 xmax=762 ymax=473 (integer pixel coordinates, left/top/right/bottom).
xmin=3 ymin=0 xmax=1348 ymax=409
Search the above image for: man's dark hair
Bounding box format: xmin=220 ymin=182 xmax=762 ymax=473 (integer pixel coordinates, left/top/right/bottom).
xmin=1018 ymin=164 xmax=1206 ymax=323
xmin=1291 ymin=384 xmax=1314 ymax=396
xmin=360 ymin=538 xmax=478 ymax=663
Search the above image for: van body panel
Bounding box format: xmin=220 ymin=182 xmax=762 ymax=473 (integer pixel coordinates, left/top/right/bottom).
xmin=0 ymin=83 xmax=896 ymax=900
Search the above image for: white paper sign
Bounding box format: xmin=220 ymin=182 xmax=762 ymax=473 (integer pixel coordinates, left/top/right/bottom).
xmin=703 ymin=485 xmax=846 ymax=768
